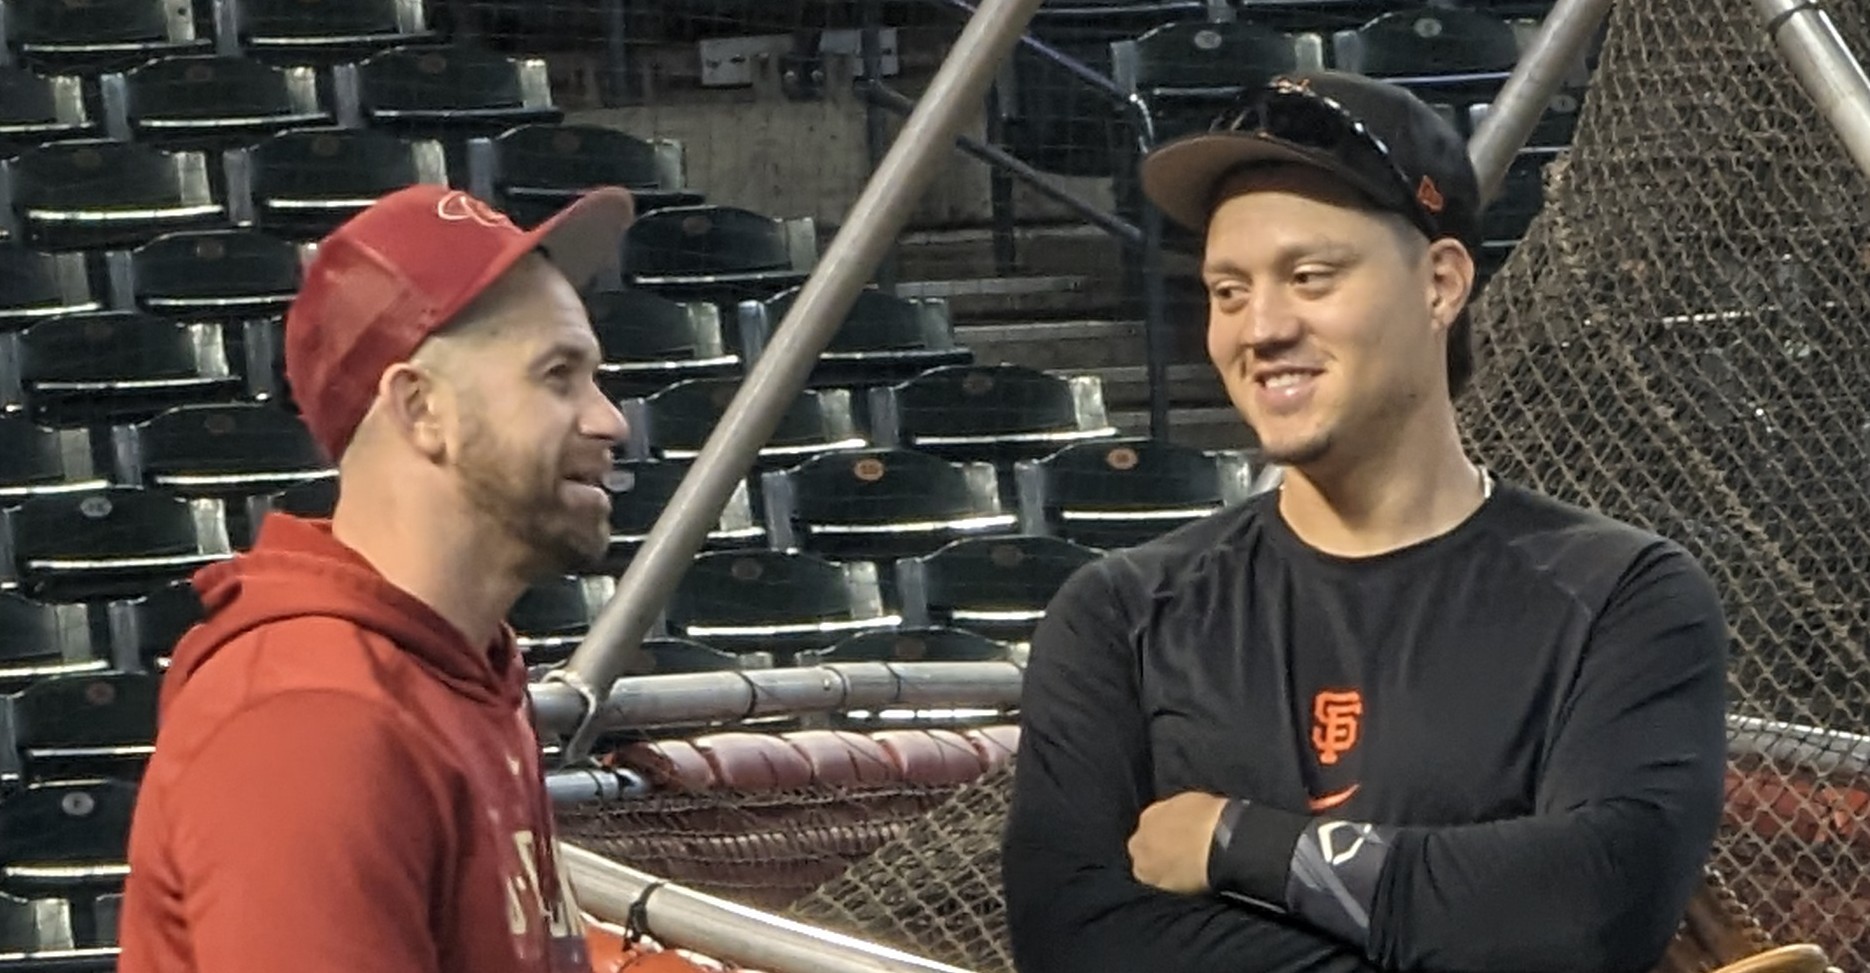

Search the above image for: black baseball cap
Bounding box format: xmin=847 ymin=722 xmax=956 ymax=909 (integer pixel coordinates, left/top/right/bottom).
xmin=1139 ymin=70 xmax=1482 ymax=252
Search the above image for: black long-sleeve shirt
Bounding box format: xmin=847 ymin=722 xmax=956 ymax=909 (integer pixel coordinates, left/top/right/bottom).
xmin=1002 ymin=480 xmax=1728 ymax=973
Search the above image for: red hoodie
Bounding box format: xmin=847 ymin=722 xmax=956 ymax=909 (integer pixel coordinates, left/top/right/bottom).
xmin=119 ymin=514 xmax=590 ymax=973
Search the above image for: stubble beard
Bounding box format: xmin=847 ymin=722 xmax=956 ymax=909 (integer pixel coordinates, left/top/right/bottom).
xmin=456 ymin=410 xmax=608 ymax=581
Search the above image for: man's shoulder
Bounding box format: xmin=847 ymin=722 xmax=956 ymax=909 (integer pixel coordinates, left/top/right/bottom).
xmin=1486 ymin=480 xmax=1709 ymax=598
xmin=1069 ymin=497 xmax=1272 ymax=603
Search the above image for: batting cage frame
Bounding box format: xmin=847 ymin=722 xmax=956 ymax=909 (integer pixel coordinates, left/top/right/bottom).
xmin=522 ymin=0 xmax=1870 ymax=970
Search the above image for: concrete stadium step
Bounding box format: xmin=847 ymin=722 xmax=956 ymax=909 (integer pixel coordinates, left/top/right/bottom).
xmin=892 ymin=223 xmax=1126 ymax=282
xmin=896 ymin=274 xmax=1123 ymax=321
xmin=956 ymin=319 xmax=1208 ymax=373
xmin=1112 ymin=406 xmax=1252 ymax=451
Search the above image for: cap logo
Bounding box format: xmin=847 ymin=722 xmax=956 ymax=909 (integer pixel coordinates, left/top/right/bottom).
xmin=435 ymin=190 xmax=513 ymax=230
xmin=1416 ymin=176 xmax=1446 ymax=215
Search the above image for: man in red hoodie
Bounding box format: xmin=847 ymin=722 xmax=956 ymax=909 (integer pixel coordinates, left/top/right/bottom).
xmin=118 ymin=182 xmax=636 ymax=973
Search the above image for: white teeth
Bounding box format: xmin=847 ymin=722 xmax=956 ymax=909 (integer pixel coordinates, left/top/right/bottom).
xmin=1264 ymin=373 xmax=1311 ymax=389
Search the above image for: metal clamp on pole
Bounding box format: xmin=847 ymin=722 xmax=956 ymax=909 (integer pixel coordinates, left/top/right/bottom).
xmin=1754 ymin=0 xmax=1870 ymax=182
xmin=1467 ymin=0 xmax=1614 ymax=202
xmin=544 ymin=0 xmax=1052 ymax=761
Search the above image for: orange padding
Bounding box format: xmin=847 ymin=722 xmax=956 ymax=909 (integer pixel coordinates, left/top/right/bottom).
xmin=607 ymin=725 xmax=1021 ymax=793
xmin=585 ymin=916 xmax=773 ymax=973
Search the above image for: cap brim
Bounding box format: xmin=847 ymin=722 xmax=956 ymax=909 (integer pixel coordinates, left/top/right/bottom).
xmin=530 ymin=185 xmax=637 ymax=291
xmin=1139 ymin=131 xmax=1398 ymax=234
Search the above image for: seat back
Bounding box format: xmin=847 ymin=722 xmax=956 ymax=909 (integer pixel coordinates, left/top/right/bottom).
xmin=0 ymin=248 xmax=103 ymax=327
xmin=247 ymin=128 xmax=449 ymax=239
xmin=112 ymin=55 xmax=329 ymax=147
xmin=0 ymin=419 xmax=107 ymax=501
xmin=8 ymin=140 xmax=225 ymax=250
xmin=6 ymin=312 xmax=237 ymax=426
xmin=665 ymin=549 xmax=897 ymax=658
xmin=131 ymin=229 xmax=304 ymax=320
xmin=898 ymin=534 xmax=1101 ymax=643
xmin=763 ymin=448 xmax=1012 ymax=561
xmin=627 ymin=378 xmax=864 ymax=466
xmin=0 ymin=68 xmax=94 ymax=153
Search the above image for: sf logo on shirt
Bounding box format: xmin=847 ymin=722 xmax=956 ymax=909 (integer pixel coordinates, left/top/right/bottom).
xmin=1307 ymin=690 xmax=1364 ymax=813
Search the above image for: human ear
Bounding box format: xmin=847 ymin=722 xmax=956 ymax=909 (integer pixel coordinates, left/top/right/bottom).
xmin=1424 ymin=238 xmax=1476 ymax=335
xmin=378 ymin=362 xmax=450 ymax=461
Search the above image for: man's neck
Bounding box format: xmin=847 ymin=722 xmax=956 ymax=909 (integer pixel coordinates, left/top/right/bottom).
xmin=331 ymin=484 xmax=527 ymax=651
xmin=1275 ymin=414 xmax=1487 ymax=559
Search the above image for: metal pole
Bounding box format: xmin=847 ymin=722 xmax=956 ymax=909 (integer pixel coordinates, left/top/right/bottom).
xmin=563 ymin=843 xmax=980 ymax=973
xmin=1755 ymin=0 xmax=1870 ymax=183
xmin=1467 ymin=0 xmax=1613 ymax=202
xmin=543 ymin=0 xmax=1050 ymax=760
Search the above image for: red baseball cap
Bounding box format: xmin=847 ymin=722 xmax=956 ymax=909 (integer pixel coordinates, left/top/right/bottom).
xmin=285 ymin=183 xmax=637 ymax=461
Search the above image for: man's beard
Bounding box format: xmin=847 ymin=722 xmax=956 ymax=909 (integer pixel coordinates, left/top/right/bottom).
xmin=1258 ymin=430 xmax=1332 ymax=468
xmin=455 ymin=411 xmax=608 ymax=580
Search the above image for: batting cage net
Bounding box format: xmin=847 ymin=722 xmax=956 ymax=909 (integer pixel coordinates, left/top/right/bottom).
xmin=513 ymin=0 xmax=1870 ymax=967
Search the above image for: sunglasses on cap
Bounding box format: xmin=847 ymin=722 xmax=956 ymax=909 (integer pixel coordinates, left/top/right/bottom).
xmin=1206 ymin=76 xmax=1452 ymax=242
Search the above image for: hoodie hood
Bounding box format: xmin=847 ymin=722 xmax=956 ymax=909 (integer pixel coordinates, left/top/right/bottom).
xmin=167 ymin=513 xmax=526 ymax=710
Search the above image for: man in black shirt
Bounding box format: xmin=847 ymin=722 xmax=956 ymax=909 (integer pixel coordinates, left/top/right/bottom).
xmin=1002 ymin=71 xmax=1728 ymax=973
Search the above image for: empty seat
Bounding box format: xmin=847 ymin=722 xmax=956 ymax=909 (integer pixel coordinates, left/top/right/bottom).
xmin=3 ymin=0 xmax=212 ymax=74
xmin=104 ymin=580 xmax=200 ymax=673
xmin=0 ymin=890 xmax=80 ymax=954
xmin=1015 ymin=438 xmax=1277 ymax=548
xmin=0 ymin=419 xmax=112 ymax=502
xmin=126 ymin=402 xmax=329 ymax=499
xmin=867 ymin=364 xmax=1118 ymax=476
xmin=664 ymin=549 xmax=899 ymax=659
xmin=605 ymin=460 xmax=763 ymax=572
xmin=0 ymin=248 xmax=105 ymax=328
xmin=1111 ymin=19 xmax=1321 ymax=144
xmin=131 ymin=229 xmax=304 ymax=321
xmin=234 ymin=0 xmax=435 ymax=65
xmin=0 ymin=592 xmax=108 ymax=690
xmin=737 ymin=286 xmax=972 ymax=388
xmin=344 ymin=44 xmax=560 ymax=139
xmin=761 ymin=448 xmax=1015 ymax=561
xmin=586 ymin=288 xmax=740 ymax=400
xmin=508 ymin=574 xmax=615 ymax=667
xmin=621 ymin=378 xmax=866 ymax=468
xmin=0 ymin=673 xmax=157 ymax=785
xmin=247 ymin=128 xmax=449 ymax=240
xmin=1331 ymin=7 xmax=1523 ymax=107
xmin=897 ymin=534 xmax=1101 ymax=643
xmin=0 ymin=312 xmax=243 ymax=427
xmin=624 ymin=205 xmax=816 ymax=304
xmin=627 ymin=637 xmax=760 ymax=676
xmin=0 ymin=779 xmax=135 ymax=894
xmin=0 ymin=67 xmax=96 ymax=155
xmin=472 ymin=123 xmax=703 ymax=227
xmin=1 ymin=487 xmax=232 ymax=601
xmin=103 ymin=54 xmax=331 ymax=149
xmin=246 ymin=475 xmax=338 ymax=531
xmin=801 ymin=626 xmax=1011 ymax=665
xmin=5 ymin=140 xmax=229 ymax=251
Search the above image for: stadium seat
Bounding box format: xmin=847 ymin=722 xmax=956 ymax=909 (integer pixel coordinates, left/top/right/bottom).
xmin=800 ymin=625 xmax=1012 ymax=665
xmin=1015 ymin=437 xmax=1276 ymax=548
xmin=245 ymin=127 xmax=449 ymax=241
xmin=469 ymin=123 xmax=704 ymax=228
xmin=1468 ymin=85 xmax=1586 ymax=155
xmin=1331 ymin=7 xmax=1523 ymax=111
xmin=130 ymin=229 xmax=304 ymax=321
xmin=586 ymin=288 xmax=741 ymax=400
xmin=341 ymin=44 xmax=560 ymax=141
xmin=619 ymin=378 xmax=866 ymax=469
xmin=0 ymin=248 xmax=106 ymax=329
xmin=866 ymin=364 xmax=1118 ymax=485
xmin=628 ymin=637 xmax=762 ymax=676
xmin=510 ymin=574 xmax=616 ymax=667
xmin=0 ymin=487 xmax=232 ymax=601
xmin=247 ymin=474 xmax=337 ymax=528
xmin=1 ymin=0 xmax=212 ymax=75
xmin=1110 ymin=18 xmax=1322 ymax=145
xmin=0 ymin=592 xmax=110 ymax=691
xmin=0 ymin=673 xmax=158 ymax=785
xmin=101 ymin=54 xmax=331 ymax=149
xmin=0 ymin=312 xmax=244 ymax=427
xmin=103 ymin=580 xmax=201 ymax=673
xmin=662 ymin=549 xmax=899 ymax=660
xmin=1480 ymin=153 xmax=1547 ymax=271
xmin=0 ymin=779 xmax=135 ymax=894
xmin=623 ymin=204 xmax=817 ymax=305
xmin=3 ymin=140 xmax=230 ymax=251
xmin=896 ymin=534 xmax=1102 ymax=643
xmin=0 ymin=419 xmax=113 ymax=503
xmin=121 ymin=402 xmax=329 ymax=545
xmin=761 ymin=448 xmax=1015 ymax=562
xmin=605 ymin=460 xmax=763 ymax=573
xmin=231 ymin=0 xmax=436 ymax=65
xmin=0 ymin=889 xmax=80 ymax=953
xmin=736 ymin=286 xmax=973 ymax=389
xmin=0 ymin=67 xmax=97 ymax=156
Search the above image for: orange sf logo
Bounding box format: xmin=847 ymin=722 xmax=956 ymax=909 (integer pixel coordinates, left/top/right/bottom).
xmin=1311 ymin=690 xmax=1363 ymax=766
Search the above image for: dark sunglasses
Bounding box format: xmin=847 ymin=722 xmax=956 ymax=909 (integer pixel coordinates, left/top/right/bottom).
xmin=1209 ymin=77 xmax=1448 ymax=241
